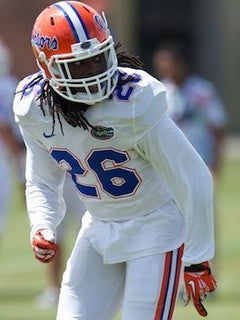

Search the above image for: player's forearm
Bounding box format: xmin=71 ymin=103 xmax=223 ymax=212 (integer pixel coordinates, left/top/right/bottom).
xmin=26 ymin=181 xmax=66 ymax=238
xmin=182 ymin=170 xmax=215 ymax=266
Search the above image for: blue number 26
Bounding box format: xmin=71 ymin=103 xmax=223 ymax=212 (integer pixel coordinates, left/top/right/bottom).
xmin=51 ymin=148 xmax=141 ymax=199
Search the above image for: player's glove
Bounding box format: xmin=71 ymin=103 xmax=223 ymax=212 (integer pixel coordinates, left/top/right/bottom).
xmin=183 ymin=261 xmax=217 ymax=317
xmin=31 ymin=229 xmax=58 ymax=263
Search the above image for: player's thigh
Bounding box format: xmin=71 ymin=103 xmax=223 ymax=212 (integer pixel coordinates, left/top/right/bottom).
xmin=122 ymin=246 xmax=183 ymax=320
xmin=57 ymin=235 xmax=125 ymax=320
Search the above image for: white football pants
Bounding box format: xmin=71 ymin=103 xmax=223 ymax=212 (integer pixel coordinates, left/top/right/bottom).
xmin=56 ymin=236 xmax=183 ymax=320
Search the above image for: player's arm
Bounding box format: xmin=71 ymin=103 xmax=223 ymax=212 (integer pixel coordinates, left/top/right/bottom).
xmin=133 ymin=89 xmax=215 ymax=266
xmin=135 ymin=114 xmax=216 ymax=315
xmin=137 ymin=114 xmax=215 ymax=263
xmin=13 ymin=75 xmax=65 ymax=263
xmin=20 ymin=130 xmax=66 ymax=262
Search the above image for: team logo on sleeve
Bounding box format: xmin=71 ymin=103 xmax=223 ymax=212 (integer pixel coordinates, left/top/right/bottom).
xmin=90 ymin=125 xmax=114 ymax=140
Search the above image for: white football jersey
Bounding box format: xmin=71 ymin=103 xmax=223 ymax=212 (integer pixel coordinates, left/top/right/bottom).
xmin=13 ymin=67 xmax=214 ymax=265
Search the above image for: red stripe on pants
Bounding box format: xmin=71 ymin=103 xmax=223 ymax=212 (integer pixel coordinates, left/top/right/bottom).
xmin=154 ymin=244 xmax=184 ymax=320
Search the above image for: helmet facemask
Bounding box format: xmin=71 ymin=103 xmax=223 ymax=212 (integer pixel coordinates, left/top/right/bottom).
xmin=46 ymin=36 xmax=118 ymax=105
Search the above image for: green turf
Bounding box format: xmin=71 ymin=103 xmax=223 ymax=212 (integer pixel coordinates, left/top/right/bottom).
xmin=0 ymin=155 xmax=239 ymax=319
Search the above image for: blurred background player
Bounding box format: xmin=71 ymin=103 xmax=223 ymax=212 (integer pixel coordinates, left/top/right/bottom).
xmin=0 ymin=38 xmax=25 ymax=245
xmin=152 ymin=41 xmax=228 ymax=180
xmin=35 ymin=175 xmax=86 ymax=309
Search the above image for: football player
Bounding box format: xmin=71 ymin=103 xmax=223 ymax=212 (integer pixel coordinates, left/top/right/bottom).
xmin=13 ymin=1 xmax=217 ymax=319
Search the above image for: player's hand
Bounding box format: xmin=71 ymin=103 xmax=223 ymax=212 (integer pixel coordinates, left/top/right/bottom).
xmin=31 ymin=229 xmax=58 ymax=263
xmin=183 ymin=261 xmax=217 ymax=317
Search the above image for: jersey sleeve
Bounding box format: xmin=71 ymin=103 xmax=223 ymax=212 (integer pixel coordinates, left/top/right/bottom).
xmin=135 ymin=115 xmax=215 ymax=265
xmin=113 ymin=69 xmax=169 ymax=141
xmin=22 ymin=129 xmax=66 ymax=239
xmin=13 ymin=76 xmax=66 ymax=239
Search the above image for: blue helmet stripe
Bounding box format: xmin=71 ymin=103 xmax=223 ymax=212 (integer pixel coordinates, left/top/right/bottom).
xmin=68 ymin=2 xmax=90 ymax=39
xmin=54 ymin=2 xmax=89 ymax=42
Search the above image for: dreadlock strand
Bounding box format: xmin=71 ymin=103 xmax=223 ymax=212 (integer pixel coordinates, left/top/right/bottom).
xmin=115 ymin=42 xmax=144 ymax=70
xmin=56 ymin=109 xmax=64 ymax=136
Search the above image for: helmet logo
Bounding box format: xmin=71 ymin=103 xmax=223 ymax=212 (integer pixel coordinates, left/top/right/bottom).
xmin=94 ymin=15 xmax=107 ymax=31
xmin=32 ymin=32 xmax=59 ymax=51
xmin=80 ymin=41 xmax=91 ymax=49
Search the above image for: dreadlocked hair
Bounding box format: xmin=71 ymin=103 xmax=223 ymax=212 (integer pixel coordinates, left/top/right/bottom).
xmin=39 ymin=81 xmax=94 ymax=135
xmin=116 ymin=42 xmax=144 ymax=70
xmin=19 ymin=42 xmax=144 ymax=135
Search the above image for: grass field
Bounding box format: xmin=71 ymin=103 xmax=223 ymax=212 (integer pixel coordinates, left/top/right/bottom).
xmin=0 ymin=139 xmax=239 ymax=319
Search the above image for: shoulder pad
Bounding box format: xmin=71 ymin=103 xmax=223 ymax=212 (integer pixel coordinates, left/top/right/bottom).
xmin=124 ymin=68 xmax=168 ymax=128
xmin=13 ymin=73 xmax=43 ymax=117
xmin=106 ymin=68 xmax=168 ymax=140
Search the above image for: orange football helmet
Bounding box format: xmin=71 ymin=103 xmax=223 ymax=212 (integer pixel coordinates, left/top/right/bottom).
xmin=31 ymin=1 xmax=118 ymax=105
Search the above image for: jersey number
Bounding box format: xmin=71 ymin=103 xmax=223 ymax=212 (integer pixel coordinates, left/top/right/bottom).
xmin=51 ymin=148 xmax=141 ymax=199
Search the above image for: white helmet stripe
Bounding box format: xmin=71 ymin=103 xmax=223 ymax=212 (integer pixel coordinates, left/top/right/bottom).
xmin=54 ymin=1 xmax=89 ymax=43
